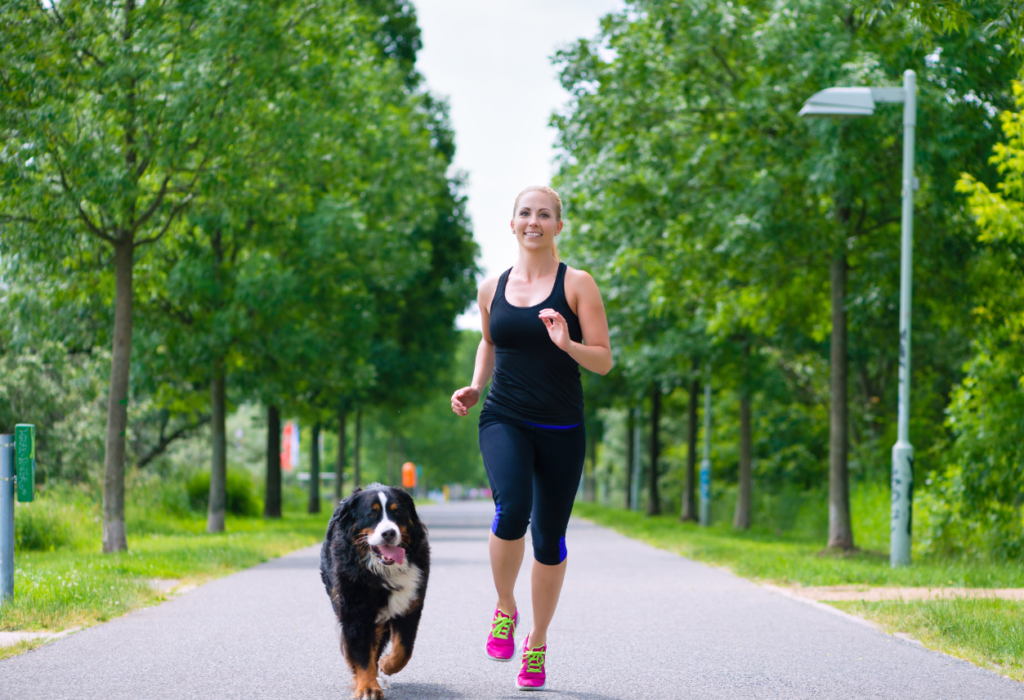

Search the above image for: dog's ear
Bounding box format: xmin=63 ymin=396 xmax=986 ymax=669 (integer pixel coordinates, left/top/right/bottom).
xmin=395 ymin=487 xmax=427 ymax=538
xmin=326 ymin=488 xmax=362 ymax=539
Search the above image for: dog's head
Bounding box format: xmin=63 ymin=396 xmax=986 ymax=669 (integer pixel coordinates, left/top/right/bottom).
xmin=333 ymin=483 xmax=422 ymax=570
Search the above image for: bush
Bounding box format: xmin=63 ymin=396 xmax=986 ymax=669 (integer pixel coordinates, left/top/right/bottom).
xmin=15 ymin=501 xmax=71 ymax=551
xmin=186 ymin=469 xmax=262 ymax=517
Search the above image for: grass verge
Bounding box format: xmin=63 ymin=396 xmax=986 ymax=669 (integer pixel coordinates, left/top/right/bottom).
xmin=832 ymin=599 xmax=1024 ymax=682
xmin=1 ymin=494 xmax=332 ymax=661
xmin=573 ymin=502 xmax=1024 ymax=681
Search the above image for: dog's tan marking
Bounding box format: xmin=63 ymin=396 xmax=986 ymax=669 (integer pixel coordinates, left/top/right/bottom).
xmin=389 ymin=502 xmax=397 ymax=511
xmin=354 ymin=526 xmax=375 ymax=547
xmin=349 ymin=626 xmax=386 ymax=699
xmin=379 ymin=626 xmax=412 ymax=675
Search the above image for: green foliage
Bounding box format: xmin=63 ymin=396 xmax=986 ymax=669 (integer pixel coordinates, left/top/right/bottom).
xmin=921 ymin=82 xmax=1024 ymax=559
xmin=0 ymin=340 xmax=106 ymax=483
xmin=15 ymin=501 xmax=72 ymax=552
xmin=185 ymin=470 xmax=261 ymax=517
xmin=0 ymin=0 xmax=476 ymax=540
xmin=553 ymin=0 xmax=1018 ymax=547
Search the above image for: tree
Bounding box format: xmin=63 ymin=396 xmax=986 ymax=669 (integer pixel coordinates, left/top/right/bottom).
xmin=1 ymin=0 xmax=286 ymax=550
xmin=552 ymin=0 xmax=1017 ymax=548
xmin=932 ymin=81 xmax=1024 ymax=558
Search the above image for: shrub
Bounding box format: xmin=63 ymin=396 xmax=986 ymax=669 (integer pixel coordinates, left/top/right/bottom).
xmin=186 ymin=469 xmax=262 ymax=517
xmin=15 ymin=502 xmax=71 ymax=551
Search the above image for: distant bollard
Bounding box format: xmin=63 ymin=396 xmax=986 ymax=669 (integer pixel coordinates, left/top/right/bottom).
xmin=15 ymin=424 xmax=35 ymax=503
xmin=1 ymin=434 xmax=14 ymax=603
xmin=699 ymin=367 xmax=713 ymax=527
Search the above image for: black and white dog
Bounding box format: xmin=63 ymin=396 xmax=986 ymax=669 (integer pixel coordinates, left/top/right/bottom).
xmin=320 ymin=484 xmax=430 ymax=700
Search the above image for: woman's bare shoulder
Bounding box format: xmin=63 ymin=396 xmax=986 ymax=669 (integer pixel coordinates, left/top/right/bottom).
xmin=564 ymin=266 xmax=599 ymax=294
xmin=478 ymin=274 xmax=502 ymax=311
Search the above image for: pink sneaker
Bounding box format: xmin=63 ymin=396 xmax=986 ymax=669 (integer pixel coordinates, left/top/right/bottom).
xmin=516 ymin=636 xmax=547 ymax=691
xmin=485 ymin=607 xmax=518 ymax=661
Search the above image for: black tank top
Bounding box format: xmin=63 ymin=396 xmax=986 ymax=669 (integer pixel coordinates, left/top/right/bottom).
xmin=482 ymin=262 xmax=585 ymax=426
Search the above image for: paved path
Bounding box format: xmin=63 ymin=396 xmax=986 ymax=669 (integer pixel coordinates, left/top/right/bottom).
xmin=1 ymin=501 xmax=1021 ymax=699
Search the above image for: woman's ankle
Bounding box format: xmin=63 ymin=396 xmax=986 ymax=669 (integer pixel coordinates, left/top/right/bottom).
xmin=527 ymin=629 xmax=546 ymax=648
xmin=496 ymin=599 xmax=517 ymax=616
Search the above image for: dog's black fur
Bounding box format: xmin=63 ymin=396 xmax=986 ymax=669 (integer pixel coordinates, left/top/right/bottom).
xmin=320 ymin=484 xmax=429 ymax=700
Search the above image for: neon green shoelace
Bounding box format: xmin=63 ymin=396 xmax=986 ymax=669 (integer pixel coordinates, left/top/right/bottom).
xmin=491 ymin=613 xmax=514 ymax=640
xmin=524 ymin=648 xmax=545 ymax=673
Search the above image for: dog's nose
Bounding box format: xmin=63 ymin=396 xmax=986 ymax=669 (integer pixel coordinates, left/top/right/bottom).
xmin=382 ymin=529 xmax=398 ymax=544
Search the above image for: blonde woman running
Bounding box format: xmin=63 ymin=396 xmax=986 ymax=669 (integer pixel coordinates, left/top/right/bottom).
xmin=451 ymin=185 xmax=612 ymax=690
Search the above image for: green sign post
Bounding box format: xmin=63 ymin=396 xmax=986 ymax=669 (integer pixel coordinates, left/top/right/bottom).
xmin=15 ymin=424 xmax=35 ymax=503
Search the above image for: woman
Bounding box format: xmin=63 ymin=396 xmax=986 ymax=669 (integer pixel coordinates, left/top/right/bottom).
xmin=451 ymin=185 xmax=612 ymax=691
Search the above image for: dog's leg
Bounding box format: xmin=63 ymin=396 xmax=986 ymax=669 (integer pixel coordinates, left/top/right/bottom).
xmin=379 ymin=602 xmax=423 ymax=676
xmin=344 ymin=621 xmax=387 ymax=699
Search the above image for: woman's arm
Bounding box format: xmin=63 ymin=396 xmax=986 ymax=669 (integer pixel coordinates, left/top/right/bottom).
xmin=452 ymin=277 xmax=498 ymax=416
xmin=539 ymin=269 xmax=613 ymax=375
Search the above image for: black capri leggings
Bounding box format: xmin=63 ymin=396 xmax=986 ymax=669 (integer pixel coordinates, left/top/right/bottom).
xmin=479 ymin=412 xmax=586 ymax=565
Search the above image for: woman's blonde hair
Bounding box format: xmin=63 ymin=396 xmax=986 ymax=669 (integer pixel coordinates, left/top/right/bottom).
xmin=513 ymin=185 xmax=563 ymax=262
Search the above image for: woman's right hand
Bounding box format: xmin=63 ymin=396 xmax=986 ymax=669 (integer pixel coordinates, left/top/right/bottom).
xmin=451 ymin=386 xmax=481 ymax=416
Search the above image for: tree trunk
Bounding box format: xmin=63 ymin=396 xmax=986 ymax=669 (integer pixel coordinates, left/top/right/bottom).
xmin=647 ymin=384 xmax=661 ymax=516
xmin=734 ymin=391 xmax=753 ymax=530
xmin=308 ymin=422 xmax=321 ymax=514
xmin=681 ymin=373 xmax=699 ymax=522
xmin=624 ymin=407 xmax=634 ymax=510
xmin=265 ymin=405 xmax=282 ymax=518
xmin=334 ymin=410 xmax=346 ymax=504
xmin=207 ymin=362 xmax=227 ymax=533
xmin=352 ymin=409 xmax=362 ymax=493
xmin=828 ymin=251 xmax=854 ymax=549
xmin=101 ymin=240 xmax=134 ymax=552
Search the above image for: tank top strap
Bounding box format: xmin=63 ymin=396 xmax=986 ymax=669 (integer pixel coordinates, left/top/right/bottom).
xmin=553 ymin=262 xmax=569 ymax=304
xmin=494 ymin=267 xmax=513 ymax=304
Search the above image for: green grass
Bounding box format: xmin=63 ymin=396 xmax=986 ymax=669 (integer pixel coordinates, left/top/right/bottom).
xmin=573 ymin=502 xmax=1024 ymax=682
xmin=832 ymin=599 xmax=1024 ymax=682
xmin=1 ymin=488 xmax=332 ymax=660
xmin=573 ymin=502 xmax=1024 ymax=587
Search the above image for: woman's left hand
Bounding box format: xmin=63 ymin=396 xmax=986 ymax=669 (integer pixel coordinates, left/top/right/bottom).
xmin=539 ymin=308 xmax=572 ymax=352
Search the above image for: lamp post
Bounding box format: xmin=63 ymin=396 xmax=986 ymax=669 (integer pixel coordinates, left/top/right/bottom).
xmin=799 ymin=70 xmax=917 ymax=567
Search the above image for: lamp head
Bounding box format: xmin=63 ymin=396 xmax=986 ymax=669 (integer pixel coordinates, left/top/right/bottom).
xmin=798 ymin=87 xmax=874 ymax=117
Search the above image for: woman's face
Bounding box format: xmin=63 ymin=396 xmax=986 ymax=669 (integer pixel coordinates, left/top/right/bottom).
xmin=511 ymin=190 xmax=562 ymax=253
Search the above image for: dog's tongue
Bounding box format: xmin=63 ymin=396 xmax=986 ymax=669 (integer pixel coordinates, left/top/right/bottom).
xmin=380 ymin=545 xmax=405 ymax=565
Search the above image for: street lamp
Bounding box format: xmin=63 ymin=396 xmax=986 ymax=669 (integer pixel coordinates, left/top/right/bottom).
xmin=799 ymin=70 xmax=917 ymax=567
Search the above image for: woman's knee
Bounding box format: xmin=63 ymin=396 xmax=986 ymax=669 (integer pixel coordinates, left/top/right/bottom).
xmin=531 ymin=531 xmax=568 ymax=566
xmin=492 ymin=498 xmax=530 ymax=541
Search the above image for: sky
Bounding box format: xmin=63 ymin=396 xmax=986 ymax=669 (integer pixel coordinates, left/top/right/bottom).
xmin=413 ymin=0 xmax=623 ymax=330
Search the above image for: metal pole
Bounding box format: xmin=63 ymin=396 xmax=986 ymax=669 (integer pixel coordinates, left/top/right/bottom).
xmin=1 ymin=434 xmax=14 ymax=603
xmin=699 ymin=366 xmax=712 ymax=527
xmin=630 ymin=406 xmax=641 ymax=511
xmin=890 ymin=70 xmax=916 ymax=567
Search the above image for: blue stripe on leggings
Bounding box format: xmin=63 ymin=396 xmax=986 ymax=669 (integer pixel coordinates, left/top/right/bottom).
xmin=524 ymin=421 xmax=581 ymax=430
xmin=492 ymin=502 xmax=501 ymax=534
xmin=559 ymin=536 xmax=567 ymax=562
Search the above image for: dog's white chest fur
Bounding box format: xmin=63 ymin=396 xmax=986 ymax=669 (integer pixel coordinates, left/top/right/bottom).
xmin=376 ymin=564 xmax=423 ymax=624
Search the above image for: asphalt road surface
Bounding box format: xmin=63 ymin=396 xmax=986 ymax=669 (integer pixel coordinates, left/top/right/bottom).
xmin=1 ymin=501 xmax=1021 ymax=699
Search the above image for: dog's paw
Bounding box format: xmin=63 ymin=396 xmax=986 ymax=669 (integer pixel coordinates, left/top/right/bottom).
xmin=378 ymin=672 xmax=391 ymax=690
xmin=352 ymin=688 xmax=384 ymax=700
